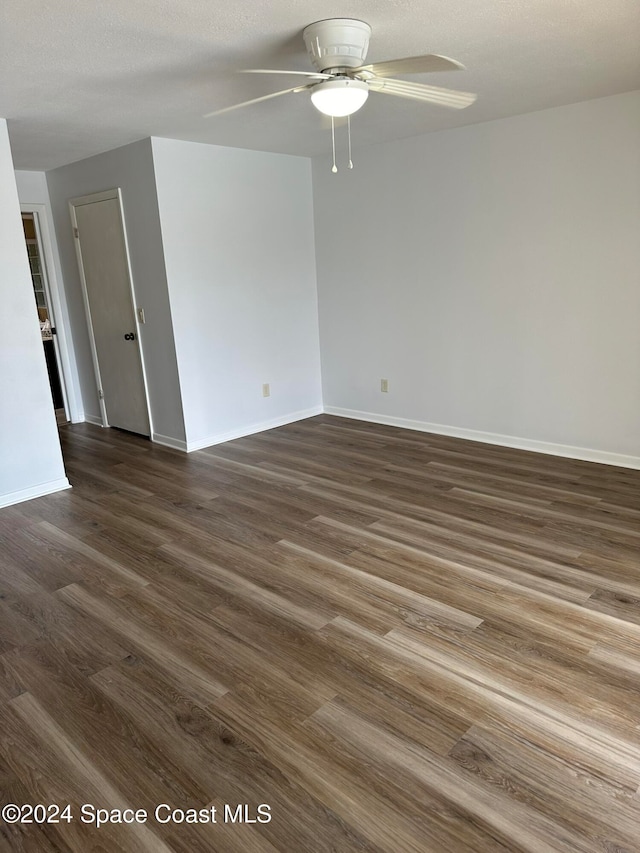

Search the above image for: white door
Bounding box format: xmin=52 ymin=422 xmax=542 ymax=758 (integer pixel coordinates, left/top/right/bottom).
xmin=71 ymin=190 xmax=150 ymax=436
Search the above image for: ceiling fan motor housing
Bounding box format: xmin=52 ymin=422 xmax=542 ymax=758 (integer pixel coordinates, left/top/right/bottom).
xmin=303 ymin=19 xmax=371 ymax=71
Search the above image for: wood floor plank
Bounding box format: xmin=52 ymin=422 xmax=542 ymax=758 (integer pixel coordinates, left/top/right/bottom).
xmin=1 ymin=415 xmax=639 ymax=852
xmin=277 ymin=540 xmax=484 ymax=632
xmin=449 ymin=724 xmax=640 ymax=850
xmin=209 ymin=601 xmax=470 ymax=756
xmin=307 ymin=699 xmax=599 ymax=853
xmin=211 ymin=692 xmax=445 ymax=853
xmin=311 ymin=516 xmax=600 ymax=605
xmin=57 ymin=583 xmax=229 ymax=705
xmin=0 ymin=695 xmax=172 ymax=852
xmin=90 ymin=660 xmax=367 ymax=853
xmin=0 ymin=750 xmax=64 ymax=852
xmin=3 ymin=645 xmax=199 ymax=816
xmin=160 ymin=542 xmax=334 ymax=631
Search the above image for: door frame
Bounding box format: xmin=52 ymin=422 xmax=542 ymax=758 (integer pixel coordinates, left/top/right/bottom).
xmin=69 ymin=188 xmax=153 ymax=434
xmin=20 ymin=203 xmax=79 ymax=422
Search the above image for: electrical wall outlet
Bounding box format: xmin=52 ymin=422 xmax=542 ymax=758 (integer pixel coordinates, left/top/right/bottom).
xmin=262 ymin=383 xmax=270 ymax=397
xmin=380 ymin=378 xmax=389 ymax=393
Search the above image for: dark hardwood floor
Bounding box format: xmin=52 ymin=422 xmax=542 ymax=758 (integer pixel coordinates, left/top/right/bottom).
xmin=1 ymin=415 xmax=640 ymax=852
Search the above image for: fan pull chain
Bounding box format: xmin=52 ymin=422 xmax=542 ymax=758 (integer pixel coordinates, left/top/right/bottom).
xmin=347 ymin=115 xmax=353 ymax=169
xmin=331 ymin=116 xmax=338 ymax=173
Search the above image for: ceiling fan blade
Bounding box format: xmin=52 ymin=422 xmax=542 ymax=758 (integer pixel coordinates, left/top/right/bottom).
xmin=203 ymin=84 xmax=311 ymax=118
xmin=354 ymin=54 xmax=465 ymax=77
xmin=368 ymin=78 xmax=476 ymax=109
xmin=242 ymin=69 xmax=332 ymax=80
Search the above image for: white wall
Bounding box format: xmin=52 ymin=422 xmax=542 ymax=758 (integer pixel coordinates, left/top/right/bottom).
xmin=313 ymin=90 xmax=640 ymax=466
xmin=15 ymin=169 xmax=82 ymax=421
xmin=151 ymin=138 xmax=322 ymax=450
xmin=0 ymin=120 xmax=69 ymax=507
xmin=46 ymin=139 xmax=186 ymax=444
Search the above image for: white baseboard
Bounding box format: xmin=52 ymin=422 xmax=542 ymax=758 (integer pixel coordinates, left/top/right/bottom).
xmin=83 ymin=413 xmax=104 ymax=427
xmin=0 ymin=477 xmax=72 ymax=509
xmin=152 ymin=432 xmax=188 ymax=452
xmin=323 ymin=406 xmax=640 ymax=470
xmin=186 ymin=406 xmax=324 ymax=453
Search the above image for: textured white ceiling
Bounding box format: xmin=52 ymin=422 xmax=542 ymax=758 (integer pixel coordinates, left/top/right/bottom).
xmin=2 ymin=0 xmax=639 ymax=170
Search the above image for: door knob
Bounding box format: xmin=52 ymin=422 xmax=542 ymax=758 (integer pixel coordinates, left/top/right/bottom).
xmin=124 ymin=332 xmax=136 ymax=341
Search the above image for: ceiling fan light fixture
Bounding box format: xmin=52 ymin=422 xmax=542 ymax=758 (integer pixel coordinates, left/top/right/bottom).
xmin=310 ymin=79 xmax=369 ymax=117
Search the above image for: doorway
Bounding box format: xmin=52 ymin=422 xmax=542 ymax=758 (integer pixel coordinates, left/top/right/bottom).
xmin=70 ymin=189 xmax=151 ymax=437
xmin=21 ymin=211 xmax=69 ymax=425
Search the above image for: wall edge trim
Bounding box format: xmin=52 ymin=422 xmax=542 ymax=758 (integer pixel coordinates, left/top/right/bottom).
xmin=323 ymin=406 xmax=640 ymax=470
xmin=152 ymin=432 xmax=188 ymax=452
xmin=83 ymin=413 xmax=104 ymax=427
xmin=186 ymin=406 xmax=324 ymax=452
xmin=0 ymin=477 xmax=71 ymax=509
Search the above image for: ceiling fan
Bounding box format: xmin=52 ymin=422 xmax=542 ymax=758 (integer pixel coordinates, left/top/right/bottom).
xmin=204 ymin=19 xmax=477 ymax=170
